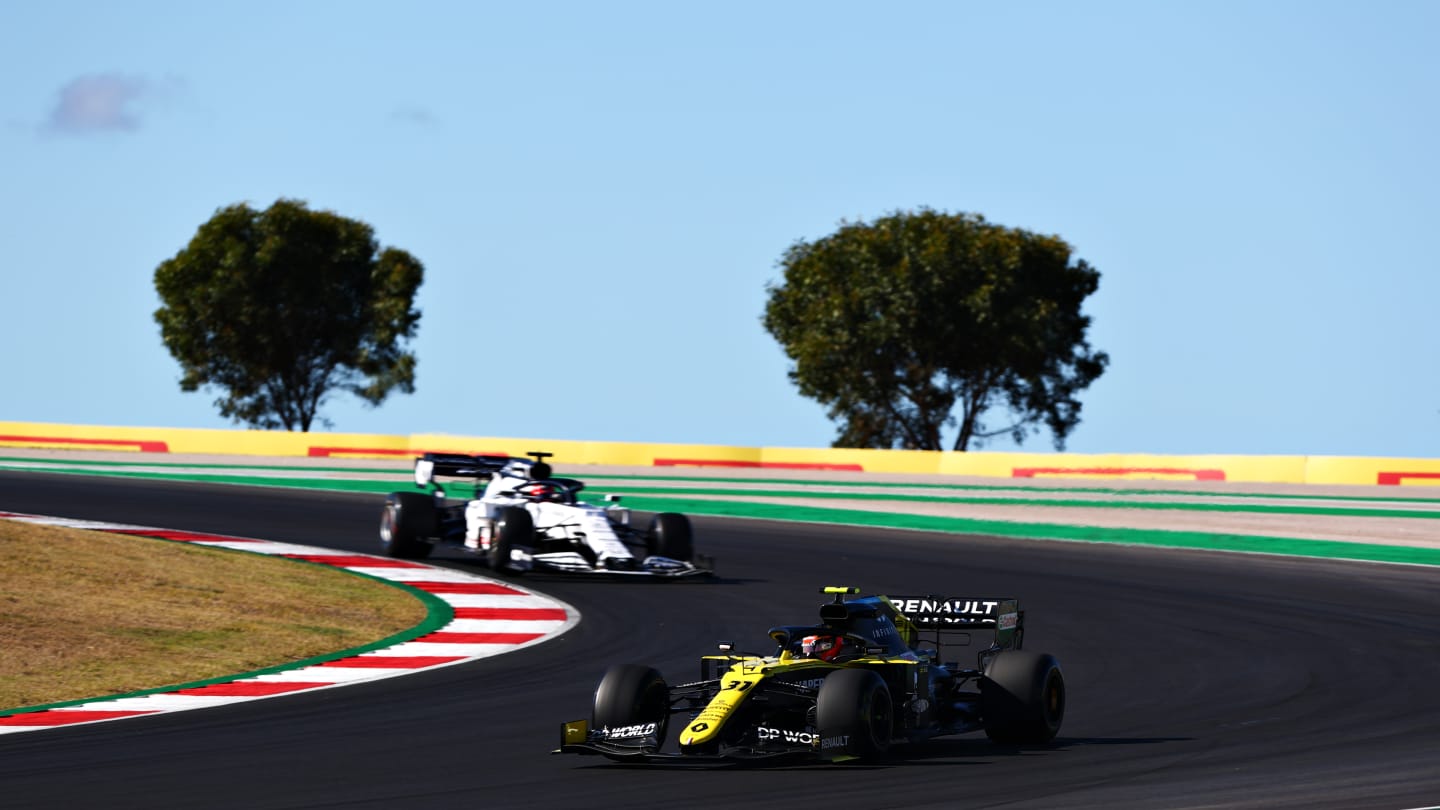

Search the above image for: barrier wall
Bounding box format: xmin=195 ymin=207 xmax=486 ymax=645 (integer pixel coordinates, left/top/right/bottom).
xmin=2 ymin=420 xmax=1437 ymax=487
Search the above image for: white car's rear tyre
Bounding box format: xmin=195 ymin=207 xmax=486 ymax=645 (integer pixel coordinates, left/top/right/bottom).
xmin=379 ymin=492 xmax=435 ymax=559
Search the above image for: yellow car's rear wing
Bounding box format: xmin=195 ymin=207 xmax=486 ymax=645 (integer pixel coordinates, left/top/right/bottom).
xmin=884 ymin=595 xmax=1022 ymax=648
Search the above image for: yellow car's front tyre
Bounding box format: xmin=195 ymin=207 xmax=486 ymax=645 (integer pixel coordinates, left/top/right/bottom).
xmin=593 ymin=663 xmax=670 ymax=742
xmin=815 ymin=668 xmax=893 ymax=759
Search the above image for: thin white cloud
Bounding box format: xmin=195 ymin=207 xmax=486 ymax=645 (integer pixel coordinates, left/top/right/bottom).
xmin=45 ymin=73 xmax=150 ymax=135
xmin=391 ymin=105 xmax=438 ymax=126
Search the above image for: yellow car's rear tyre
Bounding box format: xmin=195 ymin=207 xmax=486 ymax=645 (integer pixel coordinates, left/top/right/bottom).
xmin=981 ymin=651 xmax=1065 ymax=743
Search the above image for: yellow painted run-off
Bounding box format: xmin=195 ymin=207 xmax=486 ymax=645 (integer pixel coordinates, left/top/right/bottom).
xmin=1 ymin=420 xmax=1437 ymax=487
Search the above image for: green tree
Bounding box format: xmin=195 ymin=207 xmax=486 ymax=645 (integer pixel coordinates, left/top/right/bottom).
xmin=153 ymin=199 xmax=423 ymax=431
xmin=762 ymin=209 xmax=1108 ymax=451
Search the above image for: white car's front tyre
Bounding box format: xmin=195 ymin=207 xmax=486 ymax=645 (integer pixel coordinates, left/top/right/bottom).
xmin=646 ymin=513 xmax=693 ymax=561
xmin=490 ymin=506 xmax=533 ymax=573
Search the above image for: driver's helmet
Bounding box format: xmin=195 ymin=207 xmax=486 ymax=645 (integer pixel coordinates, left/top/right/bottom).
xmin=800 ymin=634 xmax=846 ymax=661
xmin=531 ymin=484 xmax=557 ymax=501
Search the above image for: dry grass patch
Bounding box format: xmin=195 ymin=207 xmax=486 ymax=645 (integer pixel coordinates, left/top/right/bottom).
xmin=0 ymin=521 xmax=426 ymax=710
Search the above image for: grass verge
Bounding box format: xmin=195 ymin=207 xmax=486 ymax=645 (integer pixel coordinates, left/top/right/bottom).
xmin=0 ymin=521 xmax=425 ymax=710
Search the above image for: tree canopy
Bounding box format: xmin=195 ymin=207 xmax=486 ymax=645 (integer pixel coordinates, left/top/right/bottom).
xmin=153 ymin=199 xmax=424 ymax=431
xmin=762 ymin=209 xmax=1108 ymax=452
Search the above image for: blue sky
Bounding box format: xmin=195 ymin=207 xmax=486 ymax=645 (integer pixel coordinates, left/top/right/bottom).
xmin=3 ymin=2 xmax=1437 ymax=458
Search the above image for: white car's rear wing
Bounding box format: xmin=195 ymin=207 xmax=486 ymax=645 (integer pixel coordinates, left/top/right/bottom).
xmin=413 ymin=452 xmax=554 ymax=487
xmin=413 ymin=453 xmax=512 ymax=487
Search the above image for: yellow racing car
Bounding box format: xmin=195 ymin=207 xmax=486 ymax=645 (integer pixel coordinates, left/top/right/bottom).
xmin=554 ymin=586 xmax=1065 ymax=762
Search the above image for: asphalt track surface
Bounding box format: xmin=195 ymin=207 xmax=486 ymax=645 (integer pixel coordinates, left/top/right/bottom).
xmin=1 ymin=470 xmax=1438 ymax=809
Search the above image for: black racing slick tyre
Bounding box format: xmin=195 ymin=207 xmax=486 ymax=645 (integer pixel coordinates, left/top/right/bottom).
xmin=981 ymin=651 xmax=1065 ymax=744
xmin=490 ymin=506 xmax=532 ymax=573
xmin=815 ymin=668 xmax=893 ymax=759
xmin=645 ymin=512 xmax=693 ymax=561
xmin=379 ymin=492 xmax=435 ymax=559
xmin=592 ymin=664 xmax=670 ymax=743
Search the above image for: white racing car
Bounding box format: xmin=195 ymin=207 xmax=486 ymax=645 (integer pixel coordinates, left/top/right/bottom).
xmin=379 ymin=452 xmax=713 ymax=578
